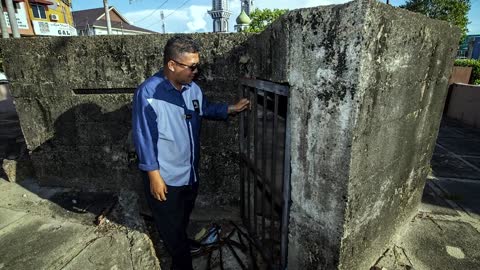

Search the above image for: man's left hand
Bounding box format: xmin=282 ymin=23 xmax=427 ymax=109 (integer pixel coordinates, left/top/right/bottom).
xmin=228 ymin=98 xmax=250 ymax=114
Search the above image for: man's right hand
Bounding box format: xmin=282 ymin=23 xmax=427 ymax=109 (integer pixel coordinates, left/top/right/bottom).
xmin=147 ymin=170 xmax=168 ymax=201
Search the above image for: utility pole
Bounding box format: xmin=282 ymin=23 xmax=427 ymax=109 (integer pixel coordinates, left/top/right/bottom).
xmin=0 ymin=0 xmax=10 ymax=38
xmin=103 ymin=0 xmax=112 ymax=34
xmin=5 ymin=0 xmax=19 ymax=38
xmin=160 ymin=11 xmax=165 ymax=34
xmin=386 ymin=0 xmax=390 ymax=4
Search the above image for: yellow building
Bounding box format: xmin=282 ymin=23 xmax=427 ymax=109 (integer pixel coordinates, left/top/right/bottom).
xmin=26 ymin=0 xmax=77 ymax=36
xmin=27 ymin=0 xmax=73 ymax=25
xmin=0 ymin=0 xmax=76 ymax=37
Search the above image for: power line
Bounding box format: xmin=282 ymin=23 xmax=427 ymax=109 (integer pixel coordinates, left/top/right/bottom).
xmin=144 ymin=0 xmax=192 ymax=29
xmin=133 ymin=0 xmax=169 ymax=24
xmin=165 ymin=0 xmax=192 ymax=19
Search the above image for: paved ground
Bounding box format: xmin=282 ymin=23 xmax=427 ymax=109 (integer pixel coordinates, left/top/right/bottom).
xmin=374 ymin=118 xmax=480 ymax=270
xmin=2 ymin=117 xmax=479 ymax=269
xmin=0 ymin=178 xmax=160 ymax=270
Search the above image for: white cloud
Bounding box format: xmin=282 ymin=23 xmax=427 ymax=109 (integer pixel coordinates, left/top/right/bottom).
xmin=186 ymin=5 xmax=210 ymax=32
xmin=123 ymin=0 xmax=351 ymax=33
xmin=229 ymin=0 xmax=241 ymax=10
xmin=124 ymin=8 xmax=190 ymax=33
xmin=301 ymin=0 xmax=350 ymax=8
xmin=251 ymin=0 xmax=349 ymax=10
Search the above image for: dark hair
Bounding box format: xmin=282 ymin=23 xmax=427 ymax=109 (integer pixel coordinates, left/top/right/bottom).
xmin=163 ymin=35 xmax=200 ymax=65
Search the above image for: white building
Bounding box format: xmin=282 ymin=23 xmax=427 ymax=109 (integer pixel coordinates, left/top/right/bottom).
xmin=73 ymin=6 xmax=155 ymax=36
xmin=208 ymin=0 xmax=231 ymax=32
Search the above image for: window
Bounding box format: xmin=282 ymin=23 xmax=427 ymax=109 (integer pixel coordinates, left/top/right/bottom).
xmin=31 ymin=4 xmax=47 ymax=19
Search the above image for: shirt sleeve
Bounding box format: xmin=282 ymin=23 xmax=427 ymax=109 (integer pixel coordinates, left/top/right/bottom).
xmin=201 ymin=92 xmax=229 ymax=120
xmin=132 ymin=86 xmax=159 ymax=171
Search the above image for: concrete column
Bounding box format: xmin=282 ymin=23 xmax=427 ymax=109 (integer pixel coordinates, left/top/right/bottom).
xmin=0 ymin=0 xmax=10 ymax=38
xmin=243 ymin=0 xmax=461 ymax=268
xmin=103 ymin=0 xmax=112 ymax=35
xmin=5 ymin=0 xmax=19 ymax=38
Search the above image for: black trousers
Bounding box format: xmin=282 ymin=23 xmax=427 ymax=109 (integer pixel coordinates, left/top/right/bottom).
xmin=142 ymin=171 xmax=198 ymax=270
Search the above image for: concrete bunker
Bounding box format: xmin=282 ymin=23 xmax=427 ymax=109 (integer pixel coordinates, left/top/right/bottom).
xmin=0 ymin=0 xmax=461 ymax=269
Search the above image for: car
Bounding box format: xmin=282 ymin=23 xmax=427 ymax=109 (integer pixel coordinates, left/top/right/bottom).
xmin=0 ymin=72 xmax=26 ymax=160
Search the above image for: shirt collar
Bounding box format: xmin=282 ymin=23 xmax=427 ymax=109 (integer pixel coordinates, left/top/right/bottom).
xmin=159 ymin=68 xmax=192 ymax=92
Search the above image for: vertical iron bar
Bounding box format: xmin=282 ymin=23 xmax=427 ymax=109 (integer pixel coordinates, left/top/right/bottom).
xmin=249 ymin=238 xmax=259 ymax=270
xmin=246 ymin=87 xmax=252 ymax=231
xmin=270 ymin=93 xmax=279 ymax=261
xmin=219 ymin=244 xmax=225 ymax=270
xmin=205 ymin=251 xmax=212 ymax=270
xmin=280 ymin=99 xmax=292 ymax=270
xmin=261 ymin=91 xmax=267 ymax=243
xmin=239 ymin=85 xmax=245 ymax=222
xmin=253 ymin=88 xmax=258 ymax=235
xmin=226 ymin=241 xmax=247 ymax=270
xmin=239 ymin=79 xmax=290 ymax=269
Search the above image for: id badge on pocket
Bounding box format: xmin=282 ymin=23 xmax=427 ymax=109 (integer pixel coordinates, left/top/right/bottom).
xmin=192 ymin=100 xmax=200 ymax=113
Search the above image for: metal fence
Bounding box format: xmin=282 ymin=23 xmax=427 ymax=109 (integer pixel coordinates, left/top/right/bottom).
xmin=238 ymin=78 xmax=291 ymax=269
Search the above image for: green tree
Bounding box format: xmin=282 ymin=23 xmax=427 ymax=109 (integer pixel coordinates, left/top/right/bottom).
xmin=401 ymin=0 xmax=470 ymax=39
xmin=245 ymin=8 xmax=288 ymax=33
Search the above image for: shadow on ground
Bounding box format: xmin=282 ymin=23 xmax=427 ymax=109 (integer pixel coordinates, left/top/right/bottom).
xmin=373 ymin=118 xmax=480 ymax=270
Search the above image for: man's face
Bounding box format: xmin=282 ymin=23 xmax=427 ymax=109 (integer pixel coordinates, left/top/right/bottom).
xmin=170 ymin=52 xmax=199 ymax=85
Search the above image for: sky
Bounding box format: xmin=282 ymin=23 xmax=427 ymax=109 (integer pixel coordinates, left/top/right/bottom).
xmin=71 ymin=0 xmax=480 ymax=35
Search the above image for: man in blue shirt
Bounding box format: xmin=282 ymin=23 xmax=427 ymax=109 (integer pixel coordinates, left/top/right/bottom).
xmin=132 ymin=36 xmax=249 ymax=270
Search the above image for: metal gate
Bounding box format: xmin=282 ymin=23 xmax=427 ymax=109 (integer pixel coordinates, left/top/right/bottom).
xmin=238 ymin=78 xmax=291 ymax=269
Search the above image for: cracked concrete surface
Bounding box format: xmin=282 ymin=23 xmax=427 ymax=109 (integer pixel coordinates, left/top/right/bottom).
xmin=0 ymin=178 xmax=160 ymax=270
xmin=374 ymin=119 xmax=480 ymax=270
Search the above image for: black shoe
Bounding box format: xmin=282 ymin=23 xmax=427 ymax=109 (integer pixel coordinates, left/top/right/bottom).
xmin=189 ymin=239 xmax=201 ymax=254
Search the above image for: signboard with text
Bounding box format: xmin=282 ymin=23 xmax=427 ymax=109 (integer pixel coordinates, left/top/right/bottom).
xmin=3 ymin=3 xmax=29 ymax=30
xmin=32 ymin=21 xmax=77 ymax=36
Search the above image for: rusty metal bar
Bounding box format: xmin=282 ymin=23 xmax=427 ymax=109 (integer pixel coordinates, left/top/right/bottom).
xmin=253 ymin=88 xmax=258 ymax=235
xmin=246 ymin=87 xmax=252 ymax=232
xmin=239 ymin=78 xmax=290 ymax=270
xmin=239 ymin=85 xmax=246 ymax=222
xmin=270 ymin=93 xmax=279 ymax=260
xmin=239 ymin=78 xmax=289 ymax=96
xmin=219 ymin=243 xmax=225 ymax=270
xmin=225 ymin=240 xmax=247 ymax=270
xmin=261 ymin=90 xmax=267 ymax=242
xmin=239 ymin=153 xmax=282 ymax=213
xmin=280 ymin=100 xmax=292 ymax=270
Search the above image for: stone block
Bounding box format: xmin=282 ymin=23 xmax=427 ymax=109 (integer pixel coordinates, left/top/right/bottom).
xmin=242 ymin=0 xmax=460 ymax=269
xmin=1 ymin=158 xmax=35 ymax=183
xmin=0 ymin=0 xmax=462 ymax=268
xmin=0 ymin=33 xmax=250 ymax=206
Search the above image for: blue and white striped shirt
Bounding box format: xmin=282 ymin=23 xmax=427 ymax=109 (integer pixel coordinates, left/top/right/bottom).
xmin=132 ymin=70 xmax=228 ymax=186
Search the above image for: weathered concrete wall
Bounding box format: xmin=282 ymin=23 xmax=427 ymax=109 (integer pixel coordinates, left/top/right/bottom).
xmin=0 ymin=0 xmax=461 ymax=268
xmin=0 ymin=33 xmax=250 ymax=206
xmin=345 ymin=1 xmax=460 ymax=269
xmin=242 ymin=0 xmax=459 ymax=269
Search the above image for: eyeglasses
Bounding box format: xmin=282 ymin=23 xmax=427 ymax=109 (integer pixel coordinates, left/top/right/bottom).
xmin=171 ymin=59 xmax=199 ymax=71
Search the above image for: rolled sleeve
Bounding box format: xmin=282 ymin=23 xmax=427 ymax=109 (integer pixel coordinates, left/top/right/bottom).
xmin=132 ymin=86 xmax=160 ymax=172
